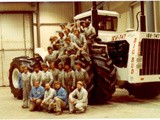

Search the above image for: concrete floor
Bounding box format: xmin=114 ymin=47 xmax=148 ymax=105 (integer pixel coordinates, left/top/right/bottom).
xmin=0 ymin=87 xmax=160 ymax=119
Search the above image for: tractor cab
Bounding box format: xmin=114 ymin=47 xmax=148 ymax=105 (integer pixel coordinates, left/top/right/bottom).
xmin=74 ymin=10 xmax=119 ymax=42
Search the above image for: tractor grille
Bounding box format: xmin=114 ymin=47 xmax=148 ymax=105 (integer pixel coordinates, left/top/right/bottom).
xmin=140 ymin=39 xmax=160 ymax=75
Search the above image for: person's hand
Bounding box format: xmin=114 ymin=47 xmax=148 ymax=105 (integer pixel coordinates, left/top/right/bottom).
xmin=79 ymin=48 xmax=83 ymax=51
xmin=41 ymin=101 xmax=45 ymax=106
xmin=54 ymin=97 xmax=59 ymax=101
xmin=31 ymin=98 xmax=36 ymax=102
xmin=88 ymin=36 xmax=92 ymax=39
xmin=63 ymin=85 xmax=66 ymax=88
xmin=70 ymin=98 xmax=75 ymax=103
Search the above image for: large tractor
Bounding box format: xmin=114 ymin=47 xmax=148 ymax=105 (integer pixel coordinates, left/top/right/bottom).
xmin=9 ymin=2 xmax=160 ymax=105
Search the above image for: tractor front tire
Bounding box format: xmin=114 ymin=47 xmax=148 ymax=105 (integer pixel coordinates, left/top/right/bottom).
xmin=126 ymin=82 xmax=160 ymax=99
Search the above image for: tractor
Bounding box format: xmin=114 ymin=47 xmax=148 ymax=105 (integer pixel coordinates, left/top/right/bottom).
xmin=9 ymin=2 xmax=160 ymax=105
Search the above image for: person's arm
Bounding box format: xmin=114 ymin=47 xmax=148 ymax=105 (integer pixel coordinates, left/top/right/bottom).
xmin=30 ymin=74 xmax=33 ymax=87
xmin=58 ymin=49 xmax=65 ymax=58
xmin=89 ymin=27 xmax=96 ymax=39
xmin=39 ymin=71 xmax=42 ymax=86
xmin=71 ymin=71 xmax=76 ymax=88
xmin=76 ymin=89 xmax=88 ymax=103
xmin=69 ymin=89 xmax=76 ymax=100
xmin=62 ymin=73 xmax=65 ymax=88
xmin=49 ymin=72 xmax=53 ymax=86
xmin=18 ymin=73 xmax=22 ymax=89
xmin=84 ymin=70 xmax=90 ymax=84
xmin=82 ymin=35 xmax=87 ymax=50
xmin=73 ymin=43 xmax=81 ymax=56
xmin=29 ymin=88 xmax=33 ymax=100
xmin=44 ymin=55 xmax=47 ymax=63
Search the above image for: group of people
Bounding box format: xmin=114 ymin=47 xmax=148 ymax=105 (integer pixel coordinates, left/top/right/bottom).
xmin=18 ymin=19 xmax=96 ymax=115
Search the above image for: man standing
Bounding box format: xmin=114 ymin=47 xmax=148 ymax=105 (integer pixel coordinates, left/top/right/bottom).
xmin=17 ymin=65 xmax=24 ymax=99
xmin=74 ymin=61 xmax=89 ymax=88
xmin=41 ymin=83 xmax=56 ymax=112
xmin=21 ymin=66 xmax=31 ymax=108
xmin=62 ymin=63 xmax=76 ymax=94
xmin=69 ymin=81 xmax=88 ymax=114
xmin=31 ymin=64 xmax=42 ymax=87
xmin=57 ymin=62 xmax=64 ymax=84
xmin=29 ymin=81 xmax=45 ymax=111
xmin=41 ymin=63 xmax=53 ymax=87
xmin=49 ymin=81 xmax=67 ymax=115
xmin=50 ymin=62 xmax=59 ymax=87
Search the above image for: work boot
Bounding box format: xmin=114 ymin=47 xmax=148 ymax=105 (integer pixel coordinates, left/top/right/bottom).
xmin=22 ymin=105 xmax=28 ymax=109
xmin=55 ymin=111 xmax=62 ymax=115
xmin=69 ymin=110 xmax=76 ymax=114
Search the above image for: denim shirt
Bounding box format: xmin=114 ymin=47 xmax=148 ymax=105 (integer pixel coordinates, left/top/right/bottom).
xmin=55 ymin=87 xmax=67 ymax=103
xmin=29 ymin=86 xmax=45 ymax=99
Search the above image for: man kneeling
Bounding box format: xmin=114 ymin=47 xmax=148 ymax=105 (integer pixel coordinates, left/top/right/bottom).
xmin=29 ymin=81 xmax=45 ymax=111
xmin=69 ymin=81 xmax=88 ymax=114
xmin=41 ymin=83 xmax=56 ymax=112
xmin=49 ymin=81 xmax=67 ymax=115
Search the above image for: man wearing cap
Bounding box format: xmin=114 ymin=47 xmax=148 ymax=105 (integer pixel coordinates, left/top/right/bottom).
xmin=29 ymin=81 xmax=45 ymax=111
xmin=31 ymin=64 xmax=42 ymax=87
xmin=41 ymin=83 xmax=56 ymax=112
xmin=58 ymin=37 xmax=80 ymax=68
xmin=49 ymin=81 xmax=67 ymax=115
xmin=44 ymin=46 xmax=58 ymax=65
xmin=41 ymin=63 xmax=53 ymax=87
xmin=75 ymin=61 xmax=89 ymax=88
xmin=72 ymin=29 xmax=91 ymax=62
xmin=69 ymin=81 xmax=88 ymax=114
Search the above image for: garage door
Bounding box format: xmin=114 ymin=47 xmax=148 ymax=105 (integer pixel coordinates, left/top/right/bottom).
xmin=0 ymin=13 xmax=34 ymax=86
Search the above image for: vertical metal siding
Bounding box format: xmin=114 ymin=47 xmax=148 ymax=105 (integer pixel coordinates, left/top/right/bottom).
xmin=0 ymin=13 xmax=33 ymax=86
xmin=140 ymin=39 xmax=160 ymax=75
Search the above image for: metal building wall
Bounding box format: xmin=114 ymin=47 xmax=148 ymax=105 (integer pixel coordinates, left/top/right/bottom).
xmin=0 ymin=13 xmax=34 ymax=86
xmin=33 ymin=2 xmax=74 ymax=50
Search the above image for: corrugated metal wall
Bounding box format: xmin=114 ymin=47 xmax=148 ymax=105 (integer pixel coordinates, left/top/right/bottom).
xmin=0 ymin=13 xmax=33 ymax=86
xmin=34 ymin=2 xmax=74 ymax=50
